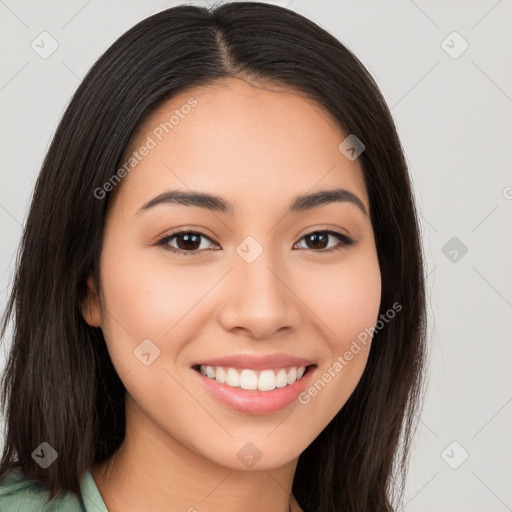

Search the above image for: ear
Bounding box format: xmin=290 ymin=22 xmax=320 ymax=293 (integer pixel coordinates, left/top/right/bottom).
xmin=82 ymin=274 xmax=102 ymax=327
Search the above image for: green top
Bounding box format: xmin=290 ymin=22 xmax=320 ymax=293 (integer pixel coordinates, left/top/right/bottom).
xmin=0 ymin=469 xmax=108 ymax=512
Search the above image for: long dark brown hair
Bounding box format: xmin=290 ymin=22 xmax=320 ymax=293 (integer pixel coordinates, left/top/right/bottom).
xmin=0 ymin=3 xmax=427 ymax=511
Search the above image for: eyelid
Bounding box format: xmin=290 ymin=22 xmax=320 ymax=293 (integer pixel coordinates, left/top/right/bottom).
xmin=299 ymin=225 xmax=350 ymax=240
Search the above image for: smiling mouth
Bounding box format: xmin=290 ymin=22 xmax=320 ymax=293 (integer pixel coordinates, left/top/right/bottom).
xmin=192 ymin=364 xmax=317 ymax=392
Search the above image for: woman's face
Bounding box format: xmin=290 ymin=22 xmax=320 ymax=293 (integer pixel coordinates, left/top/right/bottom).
xmin=83 ymin=78 xmax=381 ymax=470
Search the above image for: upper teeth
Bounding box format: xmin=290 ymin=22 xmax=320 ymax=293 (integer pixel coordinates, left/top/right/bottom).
xmin=199 ymin=365 xmax=306 ymax=391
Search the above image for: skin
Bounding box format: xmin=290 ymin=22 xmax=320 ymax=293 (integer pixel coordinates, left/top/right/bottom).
xmin=83 ymin=77 xmax=381 ymax=512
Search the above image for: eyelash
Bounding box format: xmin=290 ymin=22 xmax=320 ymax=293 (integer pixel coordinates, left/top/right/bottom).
xmin=155 ymin=228 xmax=355 ymax=256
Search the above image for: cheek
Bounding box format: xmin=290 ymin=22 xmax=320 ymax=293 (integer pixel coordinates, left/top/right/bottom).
xmin=97 ymin=237 xmax=222 ymax=378
xmin=100 ymin=229 xmax=197 ymax=326
xmin=297 ymin=247 xmax=382 ymax=349
xmin=293 ymin=247 xmax=381 ymax=428
xmin=96 ymin=236 xmax=173 ymax=367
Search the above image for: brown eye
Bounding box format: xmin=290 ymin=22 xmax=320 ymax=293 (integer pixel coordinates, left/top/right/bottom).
xmin=294 ymin=230 xmax=355 ymax=253
xmin=304 ymin=232 xmax=329 ymax=250
xmin=172 ymin=232 xmax=202 ymax=251
xmin=156 ymin=231 xmax=218 ymax=254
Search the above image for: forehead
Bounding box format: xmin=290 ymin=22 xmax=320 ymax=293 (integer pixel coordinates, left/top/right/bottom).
xmin=113 ymin=78 xmax=368 ymax=216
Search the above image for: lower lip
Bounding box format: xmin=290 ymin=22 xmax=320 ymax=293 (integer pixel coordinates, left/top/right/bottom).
xmin=193 ymin=365 xmax=317 ymax=415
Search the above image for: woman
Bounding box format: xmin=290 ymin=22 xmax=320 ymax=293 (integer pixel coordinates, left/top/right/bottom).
xmin=0 ymin=2 xmax=427 ymax=511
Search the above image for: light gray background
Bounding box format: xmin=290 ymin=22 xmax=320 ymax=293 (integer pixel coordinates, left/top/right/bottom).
xmin=1 ymin=0 xmax=511 ymax=510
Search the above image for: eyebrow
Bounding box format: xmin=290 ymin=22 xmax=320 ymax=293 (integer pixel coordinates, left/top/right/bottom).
xmin=136 ymin=187 xmax=368 ymax=217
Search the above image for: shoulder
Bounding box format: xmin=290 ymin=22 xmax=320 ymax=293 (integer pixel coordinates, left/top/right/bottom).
xmin=0 ymin=469 xmax=86 ymax=512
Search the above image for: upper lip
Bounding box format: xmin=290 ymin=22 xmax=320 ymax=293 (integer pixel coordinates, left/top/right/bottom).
xmin=192 ymin=353 xmax=316 ymax=370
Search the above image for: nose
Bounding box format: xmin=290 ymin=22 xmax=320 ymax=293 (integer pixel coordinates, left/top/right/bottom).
xmin=216 ymin=252 xmax=302 ymax=340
